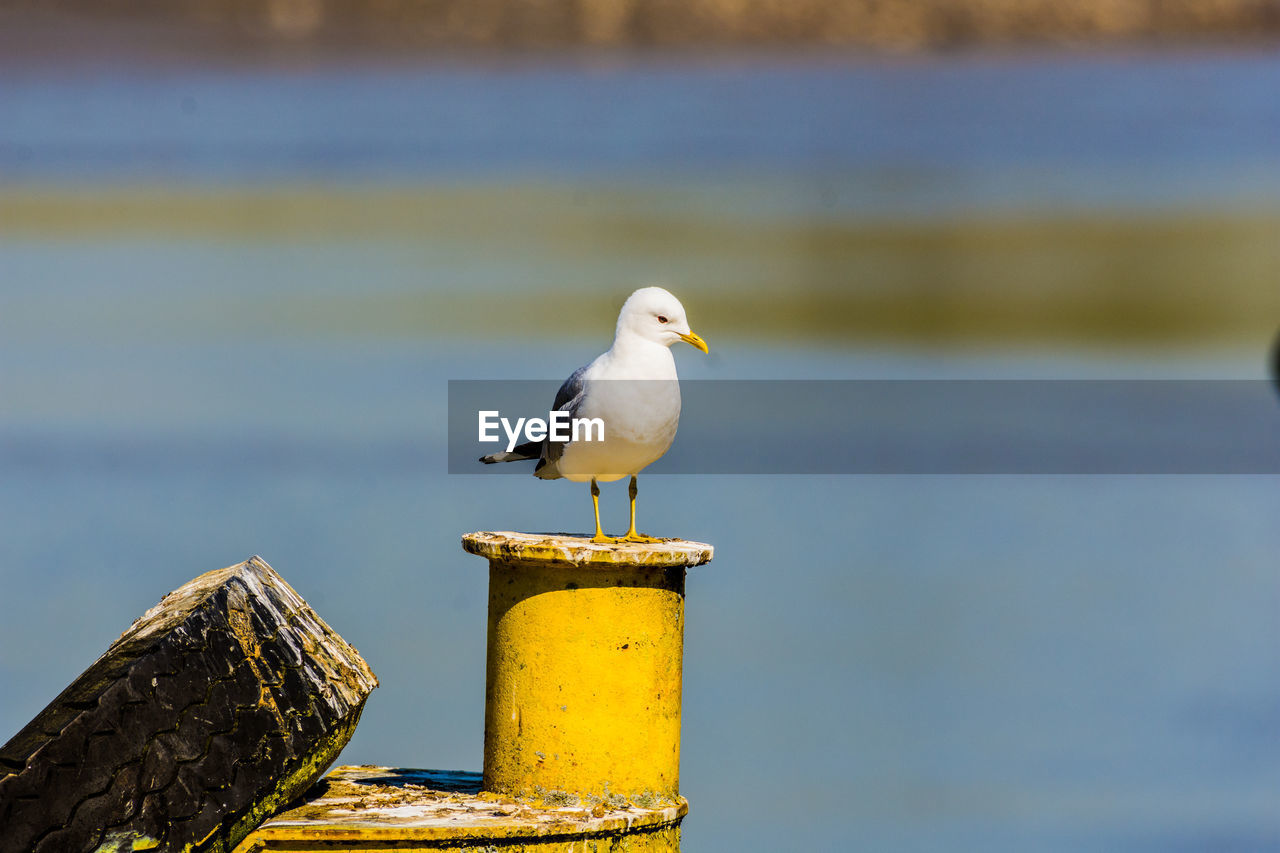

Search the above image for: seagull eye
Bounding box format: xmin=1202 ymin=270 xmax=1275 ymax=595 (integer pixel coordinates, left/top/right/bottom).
xmin=657 ymin=315 xmax=669 ymax=324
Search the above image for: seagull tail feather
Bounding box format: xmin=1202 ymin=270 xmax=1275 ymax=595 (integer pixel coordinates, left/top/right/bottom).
xmin=479 ymin=440 xmax=542 ymax=464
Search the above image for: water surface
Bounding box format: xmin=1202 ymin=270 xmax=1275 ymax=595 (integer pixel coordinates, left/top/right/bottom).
xmin=1 ymin=50 xmax=1277 ymax=851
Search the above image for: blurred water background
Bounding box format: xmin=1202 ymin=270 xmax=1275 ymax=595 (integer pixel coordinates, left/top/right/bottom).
xmin=2 ymin=28 xmax=1278 ymax=852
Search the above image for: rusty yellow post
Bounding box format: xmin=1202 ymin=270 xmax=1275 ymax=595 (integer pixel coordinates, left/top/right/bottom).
xmin=234 ymin=531 xmax=712 ymax=852
xmin=462 ymin=532 xmax=713 ymax=807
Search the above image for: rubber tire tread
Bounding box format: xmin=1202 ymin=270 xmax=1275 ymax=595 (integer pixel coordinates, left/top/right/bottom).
xmin=0 ymin=557 xmax=377 ymax=853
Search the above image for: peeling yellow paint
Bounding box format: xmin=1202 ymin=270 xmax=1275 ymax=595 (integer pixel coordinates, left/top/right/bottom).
xmin=234 ymin=766 xmax=685 ymax=851
xmin=461 ymin=532 xmax=712 ymax=571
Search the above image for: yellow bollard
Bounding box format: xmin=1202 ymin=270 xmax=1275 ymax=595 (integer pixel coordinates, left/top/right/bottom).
xmin=462 ymin=531 xmax=713 ymax=807
xmin=234 ymin=531 xmax=712 ymax=852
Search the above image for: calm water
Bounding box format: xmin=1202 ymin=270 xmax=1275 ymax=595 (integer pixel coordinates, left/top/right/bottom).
xmin=1 ymin=50 xmax=1278 ymax=850
xmin=4 ymin=50 xmax=1280 ymax=213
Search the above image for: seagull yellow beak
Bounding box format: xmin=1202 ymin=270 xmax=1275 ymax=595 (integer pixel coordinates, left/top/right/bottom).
xmin=678 ymin=330 xmax=710 ymax=354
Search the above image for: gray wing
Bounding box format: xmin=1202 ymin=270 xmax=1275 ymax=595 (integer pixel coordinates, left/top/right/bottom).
xmin=534 ymin=365 xmax=589 ymax=479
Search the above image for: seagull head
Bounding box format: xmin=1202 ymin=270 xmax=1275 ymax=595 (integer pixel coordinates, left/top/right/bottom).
xmin=615 ymin=286 xmax=709 ymax=354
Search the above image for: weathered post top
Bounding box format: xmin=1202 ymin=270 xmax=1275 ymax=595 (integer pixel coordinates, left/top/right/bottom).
xmin=462 ymin=531 xmax=714 ymax=569
xmin=463 ymin=531 xmax=711 ymax=822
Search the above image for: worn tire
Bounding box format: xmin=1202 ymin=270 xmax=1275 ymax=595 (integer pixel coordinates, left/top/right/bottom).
xmin=0 ymin=556 xmax=378 ymax=853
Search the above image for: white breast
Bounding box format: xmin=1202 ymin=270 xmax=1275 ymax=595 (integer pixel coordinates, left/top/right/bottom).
xmin=556 ymin=343 xmax=682 ymax=482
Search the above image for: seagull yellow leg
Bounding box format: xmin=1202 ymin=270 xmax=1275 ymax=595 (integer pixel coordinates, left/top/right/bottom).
xmin=590 ymin=478 xmax=618 ymax=544
xmin=622 ymin=475 xmax=663 ymax=543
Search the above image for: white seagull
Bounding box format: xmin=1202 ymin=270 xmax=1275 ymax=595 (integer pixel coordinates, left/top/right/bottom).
xmin=480 ymin=286 xmax=708 ymax=542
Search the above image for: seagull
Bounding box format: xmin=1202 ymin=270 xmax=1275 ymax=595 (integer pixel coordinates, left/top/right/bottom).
xmin=480 ymin=286 xmax=708 ymax=543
